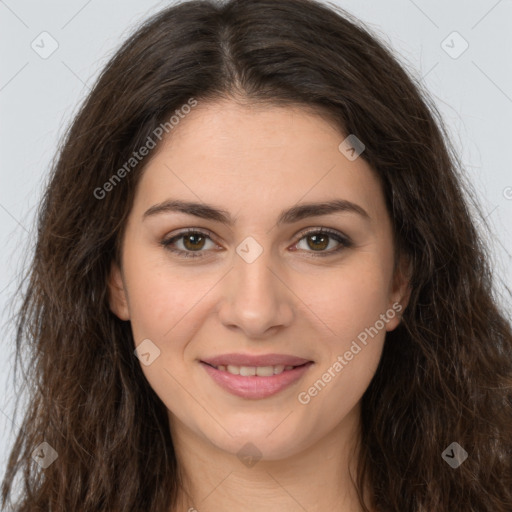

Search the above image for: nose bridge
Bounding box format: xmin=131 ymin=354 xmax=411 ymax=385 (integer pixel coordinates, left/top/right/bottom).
xmin=218 ymin=236 xmax=294 ymax=337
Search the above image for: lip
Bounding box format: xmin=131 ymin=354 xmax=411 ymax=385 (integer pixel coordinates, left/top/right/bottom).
xmin=201 ymin=353 xmax=312 ymax=367
xmin=200 ymin=356 xmax=314 ymax=400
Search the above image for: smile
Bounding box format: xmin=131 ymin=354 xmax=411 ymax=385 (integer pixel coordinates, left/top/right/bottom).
xmin=206 ymin=363 xmax=297 ymax=376
xmin=200 ymin=358 xmax=314 ymax=399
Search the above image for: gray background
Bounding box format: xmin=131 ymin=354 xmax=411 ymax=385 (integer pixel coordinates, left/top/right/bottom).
xmin=1 ymin=0 xmax=511 ymax=490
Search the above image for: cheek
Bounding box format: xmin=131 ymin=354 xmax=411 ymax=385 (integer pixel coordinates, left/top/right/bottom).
xmin=301 ymin=259 xmax=393 ymax=347
xmin=293 ymin=257 xmax=392 ymax=401
xmin=124 ymin=257 xmax=205 ymax=417
xmin=124 ymin=248 xmax=212 ymax=343
xmin=295 ymin=272 xmax=390 ymax=432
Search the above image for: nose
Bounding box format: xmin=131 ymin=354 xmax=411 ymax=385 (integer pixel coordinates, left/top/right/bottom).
xmin=217 ymin=244 xmax=294 ymax=339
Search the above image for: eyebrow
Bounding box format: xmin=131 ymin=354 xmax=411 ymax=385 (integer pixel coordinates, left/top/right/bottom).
xmin=142 ymin=198 xmax=370 ymax=225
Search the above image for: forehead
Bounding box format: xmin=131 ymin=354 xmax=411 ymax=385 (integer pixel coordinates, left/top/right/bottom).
xmin=133 ymin=100 xmax=386 ymax=223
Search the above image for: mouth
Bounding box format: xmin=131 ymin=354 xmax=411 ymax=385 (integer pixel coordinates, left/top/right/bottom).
xmin=202 ymin=361 xmax=309 ymax=376
xmin=199 ymin=354 xmax=314 ymax=399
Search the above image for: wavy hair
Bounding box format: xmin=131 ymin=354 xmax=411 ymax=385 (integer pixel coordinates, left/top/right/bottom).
xmin=2 ymin=0 xmax=511 ymax=510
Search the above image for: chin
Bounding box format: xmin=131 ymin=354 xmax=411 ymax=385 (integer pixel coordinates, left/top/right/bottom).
xmin=200 ymin=419 xmax=314 ymax=463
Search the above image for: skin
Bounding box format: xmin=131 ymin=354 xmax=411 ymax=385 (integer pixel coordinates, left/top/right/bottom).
xmin=108 ymin=99 xmax=410 ymax=512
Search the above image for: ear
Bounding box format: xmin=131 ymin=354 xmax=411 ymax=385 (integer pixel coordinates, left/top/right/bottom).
xmin=385 ymin=254 xmax=412 ymax=332
xmin=107 ymin=262 xmax=131 ymax=321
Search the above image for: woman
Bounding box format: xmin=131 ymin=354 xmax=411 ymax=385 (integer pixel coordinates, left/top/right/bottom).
xmin=2 ymin=0 xmax=511 ymax=510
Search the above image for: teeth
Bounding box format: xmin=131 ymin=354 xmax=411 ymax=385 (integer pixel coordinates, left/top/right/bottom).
xmin=273 ymin=365 xmax=285 ymax=375
xmin=227 ymin=365 xmax=240 ymax=375
xmin=214 ymin=364 xmax=298 ymax=376
xmin=256 ymin=366 xmax=274 ymax=377
xmin=240 ymin=366 xmax=256 ymax=376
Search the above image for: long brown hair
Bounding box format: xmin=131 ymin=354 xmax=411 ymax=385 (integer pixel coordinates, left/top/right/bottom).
xmin=2 ymin=0 xmax=511 ymax=510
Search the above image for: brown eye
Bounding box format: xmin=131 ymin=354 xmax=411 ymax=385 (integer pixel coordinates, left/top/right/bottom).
xmin=294 ymin=229 xmax=352 ymax=256
xmin=161 ymin=229 xmax=216 ymax=258
xmin=182 ymin=233 xmax=207 ymax=251
xmin=305 ymin=233 xmax=330 ymax=251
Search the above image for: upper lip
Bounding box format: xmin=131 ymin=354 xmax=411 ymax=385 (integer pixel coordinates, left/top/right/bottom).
xmin=201 ymin=353 xmax=312 ymax=367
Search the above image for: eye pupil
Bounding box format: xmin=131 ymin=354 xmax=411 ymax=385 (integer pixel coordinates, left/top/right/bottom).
xmin=183 ymin=233 xmax=205 ymax=250
xmin=307 ymin=234 xmax=329 ymax=251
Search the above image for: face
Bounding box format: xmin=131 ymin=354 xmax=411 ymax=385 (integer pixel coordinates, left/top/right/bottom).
xmin=108 ymin=99 xmax=409 ymax=461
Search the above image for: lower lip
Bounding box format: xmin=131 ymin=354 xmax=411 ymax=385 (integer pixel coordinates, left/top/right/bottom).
xmin=200 ymin=362 xmax=314 ymax=399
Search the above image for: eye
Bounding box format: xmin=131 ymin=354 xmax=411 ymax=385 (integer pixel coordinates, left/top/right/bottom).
xmin=160 ymin=227 xmax=352 ymax=259
xmin=292 ymin=228 xmax=352 ymax=257
xmin=160 ymin=228 xmax=218 ymax=258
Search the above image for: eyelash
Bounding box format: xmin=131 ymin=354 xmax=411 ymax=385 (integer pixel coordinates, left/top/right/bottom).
xmin=160 ymin=227 xmax=353 ymax=259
